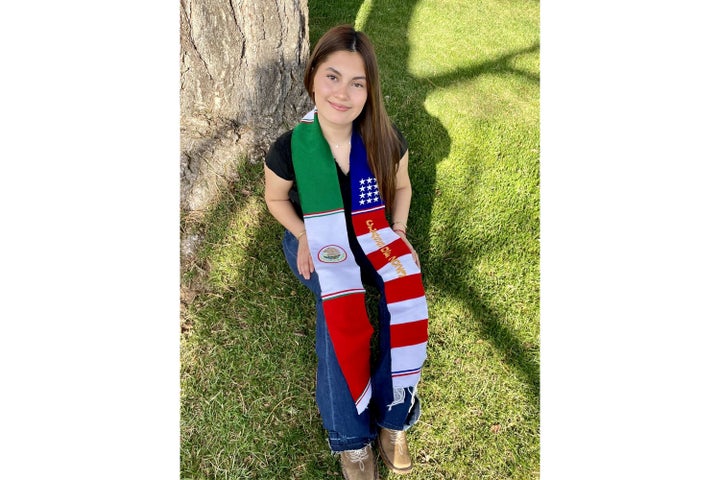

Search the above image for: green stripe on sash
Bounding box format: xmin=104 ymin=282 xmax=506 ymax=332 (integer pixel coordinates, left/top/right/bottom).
xmin=291 ymin=117 xmax=344 ymax=214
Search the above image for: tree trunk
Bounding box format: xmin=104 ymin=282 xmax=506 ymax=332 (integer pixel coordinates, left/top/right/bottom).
xmin=179 ymin=0 xmax=312 ymax=264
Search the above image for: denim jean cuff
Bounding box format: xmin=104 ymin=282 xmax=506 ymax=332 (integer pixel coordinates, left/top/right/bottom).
xmin=327 ymin=432 xmax=376 ymax=453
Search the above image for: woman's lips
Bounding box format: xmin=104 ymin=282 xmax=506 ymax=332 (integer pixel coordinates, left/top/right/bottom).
xmin=329 ymin=101 xmax=350 ymax=111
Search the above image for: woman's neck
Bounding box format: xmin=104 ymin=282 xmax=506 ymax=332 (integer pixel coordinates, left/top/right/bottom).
xmin=319 ymin=122 xmax=353 ymax=147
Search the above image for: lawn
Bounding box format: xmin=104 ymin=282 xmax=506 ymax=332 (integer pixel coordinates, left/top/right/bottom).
xmin=181 ymin=0 xmax=539 ymax=478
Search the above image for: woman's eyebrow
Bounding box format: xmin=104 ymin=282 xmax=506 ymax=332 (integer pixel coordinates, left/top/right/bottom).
xmin=325 ymin=66 xmax=366 ymax=81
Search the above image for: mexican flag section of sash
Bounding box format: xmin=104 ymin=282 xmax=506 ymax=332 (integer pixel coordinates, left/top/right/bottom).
xmin=291 ymin=109 xmax=428 ymax=414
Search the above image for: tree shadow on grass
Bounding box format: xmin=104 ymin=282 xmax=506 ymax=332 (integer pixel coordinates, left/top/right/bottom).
xmin=360 ymin=0 xmax=540 ymax=393
xmin=356 ymin=3 xmax=538 ymax=478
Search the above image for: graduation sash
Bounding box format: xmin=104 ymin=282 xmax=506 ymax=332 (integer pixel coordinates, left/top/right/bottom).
xmin=291 ymin=109 xmax=428 ymax=414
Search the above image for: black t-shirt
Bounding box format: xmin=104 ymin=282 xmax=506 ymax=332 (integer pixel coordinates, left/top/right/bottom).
xmin=264 ymin=127 xmax=408 ymax=220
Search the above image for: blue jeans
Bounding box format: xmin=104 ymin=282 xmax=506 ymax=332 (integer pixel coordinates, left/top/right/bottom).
xmin=282 ymin=229 xmax=421 ymax=452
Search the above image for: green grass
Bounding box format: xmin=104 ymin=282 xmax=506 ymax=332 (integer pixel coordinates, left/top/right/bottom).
xmin=181 ymin=0 xmax=539 ymax=478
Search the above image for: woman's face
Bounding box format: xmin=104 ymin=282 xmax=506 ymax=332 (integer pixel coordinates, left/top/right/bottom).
xmin=312 ymin=50 xmax=368 ymax=130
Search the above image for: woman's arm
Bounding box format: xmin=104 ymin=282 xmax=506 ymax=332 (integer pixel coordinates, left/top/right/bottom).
xmin=391 ymin=151 xmax=420 ymax=268
xmin=263 ymin=165 xmax=315 ymax=279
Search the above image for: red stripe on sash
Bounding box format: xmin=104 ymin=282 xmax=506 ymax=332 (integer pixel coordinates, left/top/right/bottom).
xmin=364 ymin=237 xmax=411 ymax=271
xmin=352 ymin=208 xmax=389 ymax=238
xmin=322 ymin=294 xmax=373 ymax=401
xmin=390 ymin=319 xmax=429 ymax=348
xmin=384 ymin=274 xmax=426 ymax=304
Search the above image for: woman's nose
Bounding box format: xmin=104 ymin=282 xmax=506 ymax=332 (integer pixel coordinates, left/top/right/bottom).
xmin=334 ymin=83 xmax=350 ymax=99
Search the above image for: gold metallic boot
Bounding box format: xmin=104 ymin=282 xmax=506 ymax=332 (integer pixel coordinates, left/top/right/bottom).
xmin=378 ymin=428 xmax=413 ymax=474
xmin=339 ymin=444 xmax=378 ymax=480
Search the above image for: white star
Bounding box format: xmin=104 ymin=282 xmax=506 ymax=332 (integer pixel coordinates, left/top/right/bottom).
xmin=359 ymin=178 xmax=366 ymax=185
xmin=360 ymin=192 xmax=366 ymax=198
xmin=359 ymin=199 xmax=365 ymax=205
xmin=360 ymin=185 xmax=366 ymax=192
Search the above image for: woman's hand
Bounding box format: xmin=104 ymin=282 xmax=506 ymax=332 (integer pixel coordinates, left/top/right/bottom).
xmin=297 ymin=235 xmax=315 ymax=280
xmin=395 ymin=230 xmax=420 ymax=269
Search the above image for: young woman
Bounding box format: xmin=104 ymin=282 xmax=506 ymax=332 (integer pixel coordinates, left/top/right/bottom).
xmin=264 ymin=25 xmax=429 ymax=480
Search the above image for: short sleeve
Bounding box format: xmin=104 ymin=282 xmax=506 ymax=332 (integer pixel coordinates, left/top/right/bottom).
xmin=265 ymin=129 xmax=295 ymax=181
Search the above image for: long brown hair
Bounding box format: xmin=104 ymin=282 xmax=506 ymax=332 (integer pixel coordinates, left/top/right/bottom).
xmin=303 ymin=25 xmax=403 ymax=214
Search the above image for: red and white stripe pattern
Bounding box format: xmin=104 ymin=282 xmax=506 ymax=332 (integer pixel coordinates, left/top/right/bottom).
xmin=351 ymin=205 xmax=428 ymax=389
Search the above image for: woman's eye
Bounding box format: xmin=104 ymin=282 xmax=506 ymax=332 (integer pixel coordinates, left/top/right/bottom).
xmin=327 ymin=74 xmax=337 ymax=81
xmin=353 ymin=82 xmax=365 ymax=89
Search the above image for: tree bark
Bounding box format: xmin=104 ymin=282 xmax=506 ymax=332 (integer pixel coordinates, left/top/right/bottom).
xmin=180 ymin=0 xmax=311 ymax=242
